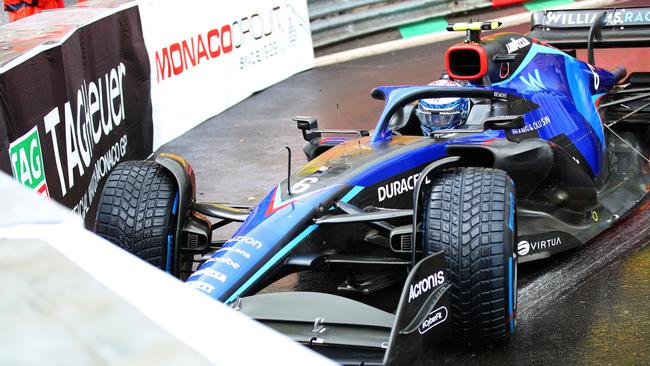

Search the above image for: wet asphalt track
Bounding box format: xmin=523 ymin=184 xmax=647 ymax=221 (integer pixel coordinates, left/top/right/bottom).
xmin=159 ymin=2 xmax=650 ymax=364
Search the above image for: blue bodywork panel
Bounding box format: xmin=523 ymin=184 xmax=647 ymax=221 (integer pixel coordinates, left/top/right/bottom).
xmin=490 ymin=43 xmax=617 ymax=175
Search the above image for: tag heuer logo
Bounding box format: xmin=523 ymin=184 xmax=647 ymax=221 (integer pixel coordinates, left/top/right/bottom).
xmin=9 ymin=126 xmax=49 ymax=198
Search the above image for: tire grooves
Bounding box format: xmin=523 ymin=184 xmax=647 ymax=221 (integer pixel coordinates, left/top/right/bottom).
xmin=426 ymin=167 xmax=514 ymax=344
xmin=94 ymin=161 xmax=177 ymax=269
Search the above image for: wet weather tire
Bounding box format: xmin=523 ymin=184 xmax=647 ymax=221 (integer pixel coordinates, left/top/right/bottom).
xmin=95 ymin=161 xmax=179 ymax=272
xmin=424 ymin=167 xmax=517 ymax=345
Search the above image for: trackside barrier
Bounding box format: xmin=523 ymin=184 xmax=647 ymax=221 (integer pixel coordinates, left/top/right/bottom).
xmin=308 ymin=0 xmax=489 ymax=48
xmin=307 ymin=0 xmax=580 ymax=48
xmin=0 ymin=2 xmax=153 ymax=227
xmin=0 ymin=0 xmax=314 ymax=228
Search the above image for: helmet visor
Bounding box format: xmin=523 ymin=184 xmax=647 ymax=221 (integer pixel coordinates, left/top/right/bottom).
xmin=416 ymin=108 xmax=462 ymax=130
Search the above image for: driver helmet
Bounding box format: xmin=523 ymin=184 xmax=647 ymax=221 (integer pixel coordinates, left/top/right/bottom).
xmin=416 ymin=79 xmax=470 ymax=135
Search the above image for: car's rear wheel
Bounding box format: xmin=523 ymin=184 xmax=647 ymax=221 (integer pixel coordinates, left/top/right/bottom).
xmin=424 ymin=167 xmax=517 ymax=345
xmin=95 ymin=161 xmax=179 ymax=273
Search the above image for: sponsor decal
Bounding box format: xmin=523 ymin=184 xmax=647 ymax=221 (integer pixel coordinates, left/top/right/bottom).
xmin=39 ymin=62 xmax=130 ymax=218
xmin=544 ymin=9 xmax=650 ymax=27
xmin=378 ymin=173 xmax=431 ymax=202
xmin=218 ymin=246 xmax=251 ymax=259
xmin=511 ymin=116 xmax=550 ymax=135
xmin=621 ymin=9 xmax=650 ymax=24
xmin=187 ymin=280 xmax=215 ymax=293
xmin=418 ymin=306 xmax=448 ymax=334
xmin=155 ymin=24 xmax=234 ymax=82
xmin=236 ymin=5 xmax=303 ymax=70
xmin=517 ymin=237 xmax=562 ymax=256
xmin=494 ymin=91 xmax=508 ymax=99
xmin=205 ymin=256 xmax=241 ymax=270
xmin=9 ymin=126 xmax=49 ymax=198
xmin=519 ymin=69 xmax=546 ymax=91
xmin=505 ymin=37 xmax=530 ymax=53
xmin=408 ymin=270 xmax=445 ymax=303
xmin=517 ymin=240 xmax=530 ymax=256
xmin=154 ymin=5 xmax=299 ymax=81
xmin=190 ymin=268 xmax=228 ymax=283
xmin=226 ymin=235 xmax=263 ymax=250
xmin=10 ymin=61 xmax=129 ymax=208
xmin=587 ymin=64 xmax=600 ymax=91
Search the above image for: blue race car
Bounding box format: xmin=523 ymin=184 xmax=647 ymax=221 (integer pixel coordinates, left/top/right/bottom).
xmin=95 ymin=7 xmax=650 ymax=365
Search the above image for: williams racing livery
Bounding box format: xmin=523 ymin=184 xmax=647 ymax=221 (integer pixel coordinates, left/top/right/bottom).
xmin=95 ymin=6 xmax=650 ymax=365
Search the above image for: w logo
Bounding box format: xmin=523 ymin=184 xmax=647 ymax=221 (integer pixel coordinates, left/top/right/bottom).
xmin=519 ymin=69 xmax=546 ymax=90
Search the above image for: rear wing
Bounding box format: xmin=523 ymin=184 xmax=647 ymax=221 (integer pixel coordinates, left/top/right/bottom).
xmin=528 ymin=7 xmax=650 ymax=49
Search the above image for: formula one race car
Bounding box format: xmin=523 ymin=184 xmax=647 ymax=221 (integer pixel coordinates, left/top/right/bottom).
xmin=95 ymin=6 xmax=650 ymax=365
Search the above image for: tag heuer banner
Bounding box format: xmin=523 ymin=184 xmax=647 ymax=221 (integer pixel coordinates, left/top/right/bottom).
xmin=0 ymin=3 xmax=154 ymax=227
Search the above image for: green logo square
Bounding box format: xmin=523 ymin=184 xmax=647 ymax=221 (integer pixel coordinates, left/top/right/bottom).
xmin=9 ymin=126 xmax=48 ymax=194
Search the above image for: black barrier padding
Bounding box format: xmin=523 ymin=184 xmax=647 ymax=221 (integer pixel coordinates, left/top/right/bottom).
xmin=0 ymin=6 xmax=153 ymax=228
xmin=0 ymin=101 xmax=11 ymax=175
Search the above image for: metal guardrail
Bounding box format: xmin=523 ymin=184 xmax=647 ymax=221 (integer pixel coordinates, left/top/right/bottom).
xmin=308 ymin=0 xmax=387 ymax=19
xmin=308 ymin=0 xmax=491 ymax=48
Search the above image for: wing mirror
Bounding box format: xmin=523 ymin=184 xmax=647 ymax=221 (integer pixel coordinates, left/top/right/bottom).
xmin=294 ymin=116 xmax=321 ymax=141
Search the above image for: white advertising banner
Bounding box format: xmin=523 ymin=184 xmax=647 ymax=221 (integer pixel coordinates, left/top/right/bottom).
xmin=137 ymin=0 xmax=315 ymax=150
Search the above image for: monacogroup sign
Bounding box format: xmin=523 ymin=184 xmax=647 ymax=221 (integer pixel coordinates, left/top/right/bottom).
xmin=139 ymin=0 xmax=314 ymax=149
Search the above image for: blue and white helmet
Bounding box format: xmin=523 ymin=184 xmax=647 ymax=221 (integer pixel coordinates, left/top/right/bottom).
xmin=416 ymin=79 xmax=470 ymax=135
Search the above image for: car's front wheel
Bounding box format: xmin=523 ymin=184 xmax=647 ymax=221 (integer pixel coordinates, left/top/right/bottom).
xmin=424 ymin=167 xmax=517 ymax=345
xmin=95 ymin=161 xmax=179 ymax=273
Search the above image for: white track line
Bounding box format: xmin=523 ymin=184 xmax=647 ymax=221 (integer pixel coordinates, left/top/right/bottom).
xmin=314 ymin=0 xmax=616 ymax=67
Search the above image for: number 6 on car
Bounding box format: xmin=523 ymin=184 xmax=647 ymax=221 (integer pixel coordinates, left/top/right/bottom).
xmin=291 ymin=177 xmax=319 ymax=194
